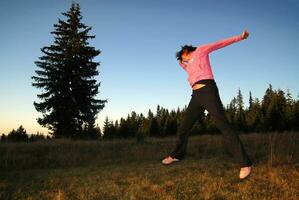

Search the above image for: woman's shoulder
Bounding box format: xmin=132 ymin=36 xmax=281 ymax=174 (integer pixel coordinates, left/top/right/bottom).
xmin=193 ymin=45 xmax=209 ymax=56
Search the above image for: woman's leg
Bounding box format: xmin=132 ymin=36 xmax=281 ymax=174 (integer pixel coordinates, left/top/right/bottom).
xmin=170 ymin=94 xmax=204 ymax=159
xmin=198 ymin=83 xmax=252 ymax=167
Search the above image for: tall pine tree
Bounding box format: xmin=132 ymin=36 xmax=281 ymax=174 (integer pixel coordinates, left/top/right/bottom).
xmin=236 ymin=88 xmax=246 ymax=131
xmin=32 ymin=3 xmax=106 ymax=138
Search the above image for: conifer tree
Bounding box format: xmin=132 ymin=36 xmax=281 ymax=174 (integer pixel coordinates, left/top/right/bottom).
xmin=246 ymin=98 xmax=262 ymax=132
xmin=117 ymin=118 xmax=125 ymax=138
xmin=249 ymin=91 xmax=253 ymax=110
xmin=236 ymin=88 xmax=246 ymax=131
xmin=32 ymin=3 xmax=106 ymax=138
xmin=266 ymin=89 xmax=286 ymax=131
xmin=227 ymin=97 xmax=237 ymax=124
xmin=7 ymin=126 xmax=28 ymax=142
xmin=284 ymin=90 xmax=296 ymax=130
xmin=102 ymin=117 xmax=114 ymax=139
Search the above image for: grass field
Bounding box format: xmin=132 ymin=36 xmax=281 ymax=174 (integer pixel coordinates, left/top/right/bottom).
xmin=0 ymin=132 xmax=298 ymax=200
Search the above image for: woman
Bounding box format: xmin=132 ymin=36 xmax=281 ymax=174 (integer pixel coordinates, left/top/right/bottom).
xmin=162 ymin=30 xmax=252 ymax=179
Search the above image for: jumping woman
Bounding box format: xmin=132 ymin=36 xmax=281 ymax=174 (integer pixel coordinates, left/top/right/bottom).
xmin=162 ymin=30 xmax=252 ymax=179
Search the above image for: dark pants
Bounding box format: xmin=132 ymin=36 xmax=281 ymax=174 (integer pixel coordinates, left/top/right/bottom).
xmin=170 ymin=80 xmax=252 ymax=168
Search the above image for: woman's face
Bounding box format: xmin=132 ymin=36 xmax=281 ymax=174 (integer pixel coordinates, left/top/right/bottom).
xmin=181 ymin=51 xmax=191 ymax=62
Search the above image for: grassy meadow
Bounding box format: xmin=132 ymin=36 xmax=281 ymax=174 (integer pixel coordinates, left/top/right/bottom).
xmin=0 ymin=132 xmax=298 ymax=200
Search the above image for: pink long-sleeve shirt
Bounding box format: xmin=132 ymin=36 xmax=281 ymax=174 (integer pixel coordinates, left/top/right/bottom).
xmin=179 ymin=35 xmax=243 ymax=87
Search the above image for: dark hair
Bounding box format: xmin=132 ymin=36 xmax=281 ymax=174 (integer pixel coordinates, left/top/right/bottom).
xmin=176 ymin=45 xmax=197 ymax=61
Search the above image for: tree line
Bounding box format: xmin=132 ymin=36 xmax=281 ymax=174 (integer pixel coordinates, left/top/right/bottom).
xmin=1 ymin=84 xmax=298 ymax=142
xmin=102 ymin=85 xmax=299 ymax=141
xmin=0 ymin=125 xmax=101 ymax=142
xmin=0 ymin=126 xmax=51 ymax=142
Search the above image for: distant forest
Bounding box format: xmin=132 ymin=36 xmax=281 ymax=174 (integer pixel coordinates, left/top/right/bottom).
xmin=101 ymin=84 xmax=299 ymax=140
xmin=2 ymin=84 xmax=298 ymax=142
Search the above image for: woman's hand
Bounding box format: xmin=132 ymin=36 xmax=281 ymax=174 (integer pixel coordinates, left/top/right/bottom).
xmin=241 ymin=30 xmax=249 ymax=40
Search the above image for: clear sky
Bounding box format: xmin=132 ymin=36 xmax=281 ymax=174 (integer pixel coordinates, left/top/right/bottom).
xmin=0 ymin=0 xmax=298 ymax=134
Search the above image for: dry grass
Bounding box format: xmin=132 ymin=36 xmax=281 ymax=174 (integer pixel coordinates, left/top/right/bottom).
xmin=0 ymin=132 xmax=298 ymax=200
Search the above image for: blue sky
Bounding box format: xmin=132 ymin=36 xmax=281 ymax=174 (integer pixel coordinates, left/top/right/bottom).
xmin=0 ymin=0 xmax=298 ymax=134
